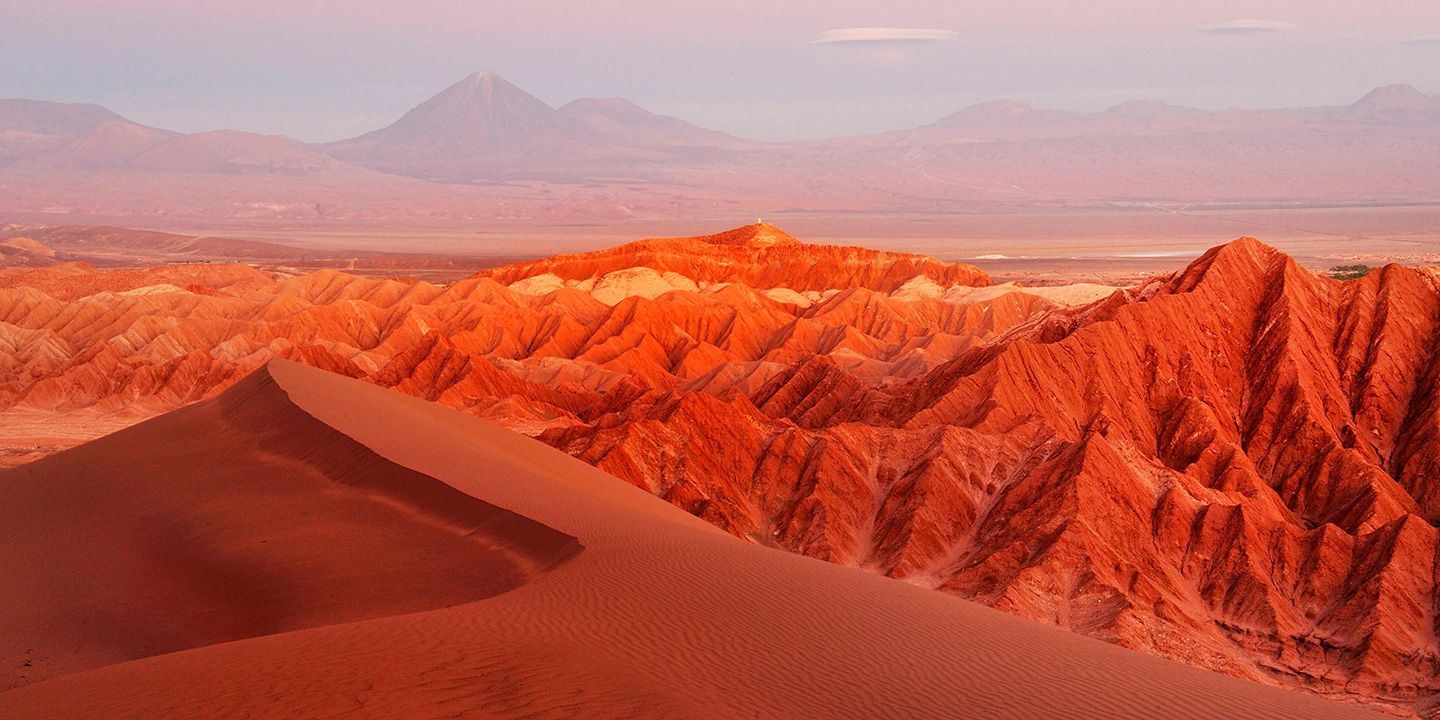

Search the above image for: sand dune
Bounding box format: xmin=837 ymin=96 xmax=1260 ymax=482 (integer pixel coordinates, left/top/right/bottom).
xmin=0 ymin=359 xmax=1384 ymax=718
xmin=0 ymin=364 xmax=578 ymax=689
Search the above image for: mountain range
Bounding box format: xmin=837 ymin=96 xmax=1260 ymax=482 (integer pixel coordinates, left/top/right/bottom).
xmin=323 ymin=72 xmax=738 ymax=181
xmin=2 ymin=73 xmax=1438 ymax=219
xmin=2 ymin=222 xmax=1439 ymax=715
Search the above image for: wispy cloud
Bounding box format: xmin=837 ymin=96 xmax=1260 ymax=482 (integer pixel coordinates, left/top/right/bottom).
xmin=806 ymin=28 xmax=959 ymax=46
xmin=1400 ymin=36 xmax=1440 ymax=47
xmin=1198 ymin=19 xmax=1297 ymax=36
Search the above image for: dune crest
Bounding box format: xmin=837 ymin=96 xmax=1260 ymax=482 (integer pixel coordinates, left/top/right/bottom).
xmin=0 ymin=361 xmax=579 ymax=689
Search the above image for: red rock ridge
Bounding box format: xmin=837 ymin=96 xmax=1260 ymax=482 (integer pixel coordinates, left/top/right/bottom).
xmin=3 ymin=227 xmax=1439 ymax=715
xmin=545 ymin=237 xmax=1440 ymax=712
xmin=479 ymin=222 xmax=995 ymax=292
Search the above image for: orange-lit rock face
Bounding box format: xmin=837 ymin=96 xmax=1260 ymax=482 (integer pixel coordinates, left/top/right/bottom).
xmin=481 ymin=222 xmax=994 ymax=292
xmin=3 ymin=225 xmax=1439 ymax=714
xmin=0 ymin=359 xmax=1383 ymax=720
xmin=0 ymin=224 xmax=1015 ymax=419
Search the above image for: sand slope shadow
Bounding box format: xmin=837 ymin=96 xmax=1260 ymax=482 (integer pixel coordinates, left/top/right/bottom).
xmin=0 ymin=363 xmax=579 ymax=689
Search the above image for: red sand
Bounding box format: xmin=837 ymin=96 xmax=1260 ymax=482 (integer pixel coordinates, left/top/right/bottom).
xmin=0 ymin=359 xmax=1385 ymax=718
xmin=0 ymin=366 xmax=577 ymax=689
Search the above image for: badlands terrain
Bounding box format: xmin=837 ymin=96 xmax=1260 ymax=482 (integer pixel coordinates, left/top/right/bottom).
xmin=0 ymin=359 xmax=1384 ymax=719
xmin=3 ymin=221 xmax=1440 ymax=716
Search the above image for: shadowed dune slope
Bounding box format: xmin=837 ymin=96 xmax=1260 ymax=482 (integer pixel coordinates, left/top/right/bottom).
xmin=0 ymin=360 xmax=1384 ymax=719
xmin=0 ymin=363 xmax=580 ymax=690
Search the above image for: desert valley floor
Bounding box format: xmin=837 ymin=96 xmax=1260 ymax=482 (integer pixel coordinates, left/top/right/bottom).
xmin=3 ymin=222 xmax=1439 ymax=717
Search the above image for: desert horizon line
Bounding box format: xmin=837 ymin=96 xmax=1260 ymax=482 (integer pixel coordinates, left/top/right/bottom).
xmin=5 ymin=69 xmax=1436 ymax=145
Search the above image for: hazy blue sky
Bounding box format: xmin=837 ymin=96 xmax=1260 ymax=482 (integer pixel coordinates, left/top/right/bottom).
xmin=2 ymin=1 xmax=1437 ymax=141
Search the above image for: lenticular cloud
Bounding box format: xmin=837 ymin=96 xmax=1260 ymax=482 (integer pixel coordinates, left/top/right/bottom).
xmin=806 ymin=27 xmax=960 ymax=45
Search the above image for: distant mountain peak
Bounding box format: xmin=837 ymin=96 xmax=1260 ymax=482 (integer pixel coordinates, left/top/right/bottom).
xmin=426 ymin=71 xmax=546 ymax=109
xmin=1103 ymin=100 xmax=1199 ymax=117
xmin=930 ymin=99 xmax=1050 ymax=128
xmin=1356 ymin=83 xmax=1427 ymax=101
xmin=462 ymin=70 xmax=500 ymax=82
xmin=558 ymin=96 xmax=734 ymax=145
xmin=0 ymin=98 xmax=133 ymax=137
xmin=322 ymin=72 xmax=744 ymax=179
xmin=450 ymin=71 xmax=519 ymax=95
xmin=961 ymin=99 xmax=1037 ymax=116
xmin=320 ymin=71 xmax=589 ymax=176
xmin=1349 ymin=84 xmax=1438 ymax=113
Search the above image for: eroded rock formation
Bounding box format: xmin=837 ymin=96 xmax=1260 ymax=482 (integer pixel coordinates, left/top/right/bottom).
xmin=3 ymin=225 xmax=1438 ymax=715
